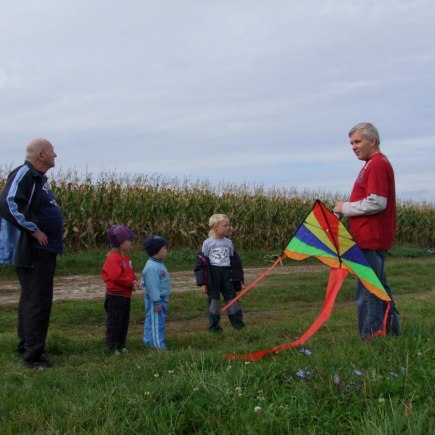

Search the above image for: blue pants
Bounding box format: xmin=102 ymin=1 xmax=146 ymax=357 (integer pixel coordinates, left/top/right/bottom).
xmin=355 ymin=250 xmax=399 ymax=338
xmin=144 ymin=296 xmax=168 ymax=350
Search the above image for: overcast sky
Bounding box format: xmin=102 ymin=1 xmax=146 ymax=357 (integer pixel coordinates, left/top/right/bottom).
xmin=1 ymin=0 xmax=434 ymax=203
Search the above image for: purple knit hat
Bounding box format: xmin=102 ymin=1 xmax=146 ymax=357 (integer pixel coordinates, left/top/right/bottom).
xmin=107 ymin=225 xmax=137 ymax=248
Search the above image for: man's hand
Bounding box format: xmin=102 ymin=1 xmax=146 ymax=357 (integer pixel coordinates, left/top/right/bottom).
xmin=154 ymin=304 xmax=163 ymax=313
xmin=333 ymin=201 xmax=345 ymax=216
xmin=31 ymin=229 xmax=48 ymax=246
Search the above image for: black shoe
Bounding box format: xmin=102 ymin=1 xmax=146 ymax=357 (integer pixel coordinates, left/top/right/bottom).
xmin=24 ymin=355 xmax=53 ymax=369
xmin=209 ymin=326 xmax=224 ymax=334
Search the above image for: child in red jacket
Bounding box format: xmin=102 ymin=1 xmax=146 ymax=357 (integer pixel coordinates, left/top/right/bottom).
xmin=102 ymin=225 xmax=139 ymax=354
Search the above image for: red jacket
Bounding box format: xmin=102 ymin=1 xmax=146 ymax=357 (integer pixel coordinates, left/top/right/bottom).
xmin=102 ymin=252 xmax=136 ymax=298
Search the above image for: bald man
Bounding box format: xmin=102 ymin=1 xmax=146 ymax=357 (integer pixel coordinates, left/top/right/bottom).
xmin=0 ymin=139 xmax=64 ymax=368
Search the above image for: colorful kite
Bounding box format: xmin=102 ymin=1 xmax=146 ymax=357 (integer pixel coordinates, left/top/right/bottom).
xmin=222 ymin=200 xmax=391 ymax=361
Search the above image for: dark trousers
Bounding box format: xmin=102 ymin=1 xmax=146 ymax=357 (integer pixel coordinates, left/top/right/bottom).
xmin=16 ymin=249 xmax=57 ymax=362
xmin=104 ymin=294 xmax=131 ymax=350
xmin=208 ymin=266 xmax=245 ymax=331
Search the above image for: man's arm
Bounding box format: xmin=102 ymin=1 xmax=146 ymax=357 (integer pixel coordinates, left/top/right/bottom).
xmin=0 ymin=166 xmax=38 ymax=233
xmin=0 ymin=166 xmax=48 ymax=246
xmin=334 ymin=194 xmax=387 ymax=217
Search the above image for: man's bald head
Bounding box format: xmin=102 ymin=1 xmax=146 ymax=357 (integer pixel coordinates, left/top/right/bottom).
xmin=25 ymin=139 xmax=52 ymax=159
xmin=25 ymin=138 xmax=57 ymax=172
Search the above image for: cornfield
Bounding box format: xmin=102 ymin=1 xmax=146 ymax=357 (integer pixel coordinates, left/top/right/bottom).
xmin=1 ymin=170 xmax=434 ymax=251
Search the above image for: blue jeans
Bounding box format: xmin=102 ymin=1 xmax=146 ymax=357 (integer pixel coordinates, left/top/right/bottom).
xmin=355 ymin=250 xmax=399 ymax=338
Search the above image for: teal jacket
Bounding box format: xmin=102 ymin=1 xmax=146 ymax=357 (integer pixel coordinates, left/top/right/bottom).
xmin=141 ymin=257 xmax=171 ymax=306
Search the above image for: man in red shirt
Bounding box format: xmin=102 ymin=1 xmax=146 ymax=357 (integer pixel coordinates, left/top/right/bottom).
xmin=334 ymin=123 xmax=399 ymax=338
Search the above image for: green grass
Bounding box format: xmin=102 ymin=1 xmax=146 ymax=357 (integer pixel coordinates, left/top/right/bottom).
xmin=0 ymin=245 xmax=431 ymax=279
xmin=0 ymin=256 xmax=434 ymax=433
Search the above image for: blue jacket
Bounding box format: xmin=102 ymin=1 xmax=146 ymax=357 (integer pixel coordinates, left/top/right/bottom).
xmin=0 ymin=160 xmax=63 ymax=266
xmin=0 ymin=162 xmax=44 ymax=267
xmin=142 ymin=257 xmax=171 ymax=306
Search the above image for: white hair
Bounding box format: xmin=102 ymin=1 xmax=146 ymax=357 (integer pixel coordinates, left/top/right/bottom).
xmin=349 ymin=122 xmax=380 ymax=146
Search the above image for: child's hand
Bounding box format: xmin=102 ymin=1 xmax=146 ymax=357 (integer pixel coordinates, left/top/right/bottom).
xmin=132 ymin=280 xmax=140 ymax=291
xmin=199 ymin=285 xmax=207 ymax=294
xmin=154 ymin=304 xmax=163 ymax=313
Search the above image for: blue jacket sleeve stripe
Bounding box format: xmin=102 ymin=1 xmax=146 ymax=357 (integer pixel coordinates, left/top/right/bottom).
xmin=5 ymin=166 xmax=37 ymax=232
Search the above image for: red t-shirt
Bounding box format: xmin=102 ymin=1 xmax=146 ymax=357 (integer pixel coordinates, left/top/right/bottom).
xmin=102 ymin=252 xmax=136 ymax=298
xmin=349 ymin=153 xmax=396 ymax=250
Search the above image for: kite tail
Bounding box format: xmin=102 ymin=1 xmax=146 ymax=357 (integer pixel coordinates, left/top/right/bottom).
xmin=221 ymin=255 xmax=287 ymax=313
xmin=224 ymin=268 xmax=348 ymax=362
xmin=364 ymin=301 xmax=391 ymax=342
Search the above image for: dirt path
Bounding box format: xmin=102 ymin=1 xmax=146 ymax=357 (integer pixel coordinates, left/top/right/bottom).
xmin=0 ymin=265 xmax=327 ymax=306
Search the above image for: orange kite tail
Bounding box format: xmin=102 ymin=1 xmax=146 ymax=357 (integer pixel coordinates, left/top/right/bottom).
xmin=364 ymin=300 xmax=391 ymax=342
xmin=225 ymin=268 xmax=349 ymax=361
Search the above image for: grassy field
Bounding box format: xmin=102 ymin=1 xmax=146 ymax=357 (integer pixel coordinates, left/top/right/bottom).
xmin=0 ymin=253 xmax=433 ymax=434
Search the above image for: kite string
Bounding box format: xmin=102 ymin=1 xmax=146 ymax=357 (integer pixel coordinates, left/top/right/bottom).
xmin=221 ymin=254 xmax=287 ymax=313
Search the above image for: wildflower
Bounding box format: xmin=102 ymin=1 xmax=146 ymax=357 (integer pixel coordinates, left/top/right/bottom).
xmin=296 ymin=369 xmax=306 ymax=378
xmin=378 ymin=397 xmax=385 ymax=403
xmin=226 ymin=365 xmax=232 ymax=371
xmin=245 ymin=361 xmax=251 ymax=365
xmin=389 ymin=371 xmax=398 ymax=378
xmin=300 ymin=347 xmax=312 ymax=356
xmin=144 ymin=391 xmax=150 ymax=396
xmin=353 ymin=369 xmax=363 ymax=376
xmin=254 ymin=406 xmax=262 ymax=413
xmin=193 ymin=387 xmax=199 ymax=392
xmin=333 ymin=374 xmax=340 ymax=385
xmin=154 ymin=373 xmax=160 ymax=378
xmin=136 ymin=365 xmax=141 ymax=369
xmin=167 ymin=370 xmax=174 ymax=374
